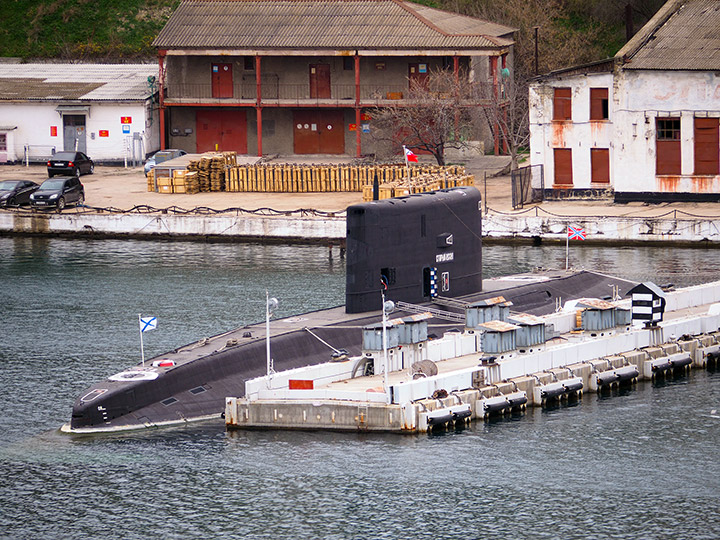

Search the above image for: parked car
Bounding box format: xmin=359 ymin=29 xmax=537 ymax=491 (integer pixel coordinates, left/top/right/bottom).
xmin=47 ymin=151 xmax=94 ymax=178
xmin=0 ymin=180 xmax=40 ymax=207
xmin=144 ymin=149 xmax=187 ymax=174
xmin=30 ymin=177 xmax=85 ymax=211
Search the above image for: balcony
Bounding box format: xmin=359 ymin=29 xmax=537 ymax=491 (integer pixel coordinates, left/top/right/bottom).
xmin=164 ymin=79 xmax=413 ymax=107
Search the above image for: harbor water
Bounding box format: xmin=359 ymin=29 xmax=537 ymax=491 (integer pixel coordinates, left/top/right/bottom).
xmin=1 ymin=237 xmax=719 ymax=539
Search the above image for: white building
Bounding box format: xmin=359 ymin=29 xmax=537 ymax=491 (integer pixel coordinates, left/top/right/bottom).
xmin=529 ymin=0 xmax=720 ymax=202
xmin=0 ymin=63 xmax=160 ymax=164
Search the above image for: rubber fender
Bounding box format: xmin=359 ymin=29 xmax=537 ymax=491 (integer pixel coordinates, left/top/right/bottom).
xmin=562 ymin=377 xmax=584 ymax=393
xmin=615 ymin=365 xmax=639 ymax=381
xmin=482 ymin=395 xmax=509 ymax=413
xmin=650 ymin=358 xmax=672 ymax=372
xmin=596 ymin=370 xmax=620 ymax=386
xmin=426 ymin=408 xmax=454 ymax=426
xmin=450 ymin=404 xmax=472 ymax=420
xmin=540 ymin=381 xmax=566 ymax=399
xmin=506 ymin=391 xmax=527 ymax=407
xmin=669 ymin=353 xmax=692 ymax=368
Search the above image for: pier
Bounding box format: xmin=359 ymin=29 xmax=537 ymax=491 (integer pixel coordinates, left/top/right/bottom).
xmin=226 ymin=280 xmax=720 ymax=433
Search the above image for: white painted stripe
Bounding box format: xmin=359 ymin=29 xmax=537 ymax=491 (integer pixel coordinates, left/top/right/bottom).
xmin=633 ymin=293 xmax=654 ymax=301
xmin=632 ymin=306 xmax=653 ymax=314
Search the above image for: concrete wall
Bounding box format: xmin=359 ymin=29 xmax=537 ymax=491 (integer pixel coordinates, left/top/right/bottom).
xmin=529 ymin=72 xmax=614 ymax=189
xmin=0 ymin=101 xmax=158 ymax=163
xmin=529 ymin=68 xmax=720 ymax=197
xmin=613 ymin=70 xmax=720 ymax=195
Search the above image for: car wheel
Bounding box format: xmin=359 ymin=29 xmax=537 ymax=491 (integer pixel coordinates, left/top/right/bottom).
xmin=56 ymin=197 xmax=65 ymax=212
xmin=48 ymin=173 xmax=53 ymax=178
xmin=89 ymin=164 xmax=94 ymax=175
xmin=74 ymin=167 xmax=80 ymax=178
xmin=77 ymin=193 xmax=85 ymax=206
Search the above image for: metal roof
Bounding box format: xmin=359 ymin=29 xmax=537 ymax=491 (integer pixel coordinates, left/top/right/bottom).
xmin=153 ymin=0 xmax=515 ymax=51
xmin=0 ymin=64 xmax=158 ymax=102
xmin=477 ymin=320 xmax=520 ymax=332
xmin=618 ymin=0 xmax=720 ymax=70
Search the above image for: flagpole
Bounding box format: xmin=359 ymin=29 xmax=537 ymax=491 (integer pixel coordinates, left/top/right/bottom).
xmin=403 ymin=145 xmax=410 ymax=181
xmin=138 ymin=313 xmax=145 ymax=367
xmin=565 ymin=226 xmax=569 ymax=271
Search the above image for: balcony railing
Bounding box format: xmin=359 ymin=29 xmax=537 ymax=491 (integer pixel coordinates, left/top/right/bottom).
xmin=166 ymin=82 xmax=412 ymax=104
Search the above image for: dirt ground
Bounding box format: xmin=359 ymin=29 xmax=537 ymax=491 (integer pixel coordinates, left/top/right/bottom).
xmin=2 ymin=155 xmax=719 ymax=219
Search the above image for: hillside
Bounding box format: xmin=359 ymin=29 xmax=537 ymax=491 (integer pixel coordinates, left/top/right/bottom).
xmin=0 ymin=0 xmax=180 ymax=60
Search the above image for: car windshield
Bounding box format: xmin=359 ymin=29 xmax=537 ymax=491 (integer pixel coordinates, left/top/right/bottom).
xmin=52 ymin=152 xmax=75 ymax=160
xmin=0 ymin=181 xmax=20 ymax=191
xmin=40 ymin=179 xmax=66 ymax=190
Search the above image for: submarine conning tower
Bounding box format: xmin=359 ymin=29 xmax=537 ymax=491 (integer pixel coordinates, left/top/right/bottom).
xmin=345 ymin=186 xmax=482 ymax=314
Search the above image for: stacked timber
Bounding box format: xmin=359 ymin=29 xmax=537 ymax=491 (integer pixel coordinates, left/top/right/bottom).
xmin=154 ymin=161 xmax=472 ymax=197
xmin=146 ymin=169 xmax=155 ymax=192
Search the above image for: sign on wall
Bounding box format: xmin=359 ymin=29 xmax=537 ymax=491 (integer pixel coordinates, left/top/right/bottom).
xmin=121 ymin=116 xmax=132 ymax=124
xmin=50 ymin=126 xmax=57 ymax=137
xmin=99 ymin=130 xmax=109 ymax=137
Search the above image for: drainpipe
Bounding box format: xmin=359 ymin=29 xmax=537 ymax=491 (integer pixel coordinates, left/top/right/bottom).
xmin=158 ymin=49 xmax=166 ymax=150
xmin=256 ymin=55 xmax=262 ymax=157
xmin=355 ymin=53 xmax=361 ymax=157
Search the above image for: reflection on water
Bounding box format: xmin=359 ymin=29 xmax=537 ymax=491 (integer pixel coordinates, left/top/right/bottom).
xmin=0 ymin=237 xmax=718 ymax=539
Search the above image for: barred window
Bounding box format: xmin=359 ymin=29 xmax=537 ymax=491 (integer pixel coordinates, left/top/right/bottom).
xmin=657 ymin=118 xmax=680 ymax=140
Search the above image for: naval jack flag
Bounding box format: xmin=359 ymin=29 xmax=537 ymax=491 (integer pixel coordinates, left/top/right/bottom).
xmin=139 ymin=314 xmax=157 ymax=366
xmin=565 ymin=225 xmax=587 ymax=270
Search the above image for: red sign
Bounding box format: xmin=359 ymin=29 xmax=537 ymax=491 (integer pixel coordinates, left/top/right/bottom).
xmin=120 ymin=116 xmax=132 ymax=124
xmin=288 ymin=380 xmax=314 ymax=390
xmin=99 ymin=130 xmax=109 ymax=137
xmin=360 ymin=113 xmax=371 ymax=121
xmin=348 ymin=123 xmax=357 ymax=131
xmin=50 ymin=126 xmax=57 ymax=137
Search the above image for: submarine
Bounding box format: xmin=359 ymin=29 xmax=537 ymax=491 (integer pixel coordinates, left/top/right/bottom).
xmin=63 ymin=187 xmax=635 ymax=433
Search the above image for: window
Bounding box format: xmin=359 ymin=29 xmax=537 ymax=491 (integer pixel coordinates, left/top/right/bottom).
xmin=694 ymin=118 xmax=719 ymax=175
xmin=591 ymin=148 xmax=610 ymax=184
xmin=590 ymin=88 xmax=609 ymax=120
xmin=343 ymin=57 xmax=353 ymax=71
xmin=0 ymin=133 xmax=6 ymax=151
xmin=244 ymin=57 xmax=254 ymax=71
xmin=656 ymin=118 xmax=681 ymax=175
xmin=553 ymin=88 xmax=572 ymax=121
xmin=553 ymin=148 xmax=573 ymax=185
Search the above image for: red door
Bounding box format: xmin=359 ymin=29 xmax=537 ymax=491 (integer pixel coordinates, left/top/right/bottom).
xmin=553 ymin=148 xmax=573 ymax=186
xmin=309 ymin=64 xmax=331 ymax=99
xmin=212 ymin=63 xmax=233 ymax=98
xmin=196 ymin=109 xmax=247 ymax=153
xmin=293 ymin=110 xmax=344 ymax=154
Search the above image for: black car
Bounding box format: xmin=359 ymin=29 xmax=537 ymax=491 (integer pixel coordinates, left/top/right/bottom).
xmin=0 ymin=180 xmax=40 ymax=207
xmin=47 ymin=151 xmax=94 ymax=178
xmin=30 ymin=177 xmax=85 ymax=211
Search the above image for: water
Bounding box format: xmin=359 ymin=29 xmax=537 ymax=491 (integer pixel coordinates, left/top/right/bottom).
xmin=1 ymin=237 xmax=719 ymax=539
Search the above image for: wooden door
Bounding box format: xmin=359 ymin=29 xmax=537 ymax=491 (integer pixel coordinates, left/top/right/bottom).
xmin=293 ymin=110 xmax=344 ymax=154
xmin=695 ymin=118 xmax=719 ymax=175
xmin=591 ymin=148 xmax=610 ymax=184
xmin=309 ymin=64 xmax=331 ymax=99
xmin=553 ymin=148 xmax=573 ymax=186
xmin=212 ymin=63 xmax=233 ymax=98
xmin=196 ymin=109 xmax=247 ymax=153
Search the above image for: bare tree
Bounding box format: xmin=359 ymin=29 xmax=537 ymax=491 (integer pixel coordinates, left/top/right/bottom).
xmin=369 ymin=69 xmax=478 ymax=166
xmin=479 ymin=69 xmax=531 ymax=170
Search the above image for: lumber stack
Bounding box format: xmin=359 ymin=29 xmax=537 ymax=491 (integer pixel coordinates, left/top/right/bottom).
xmin=155 ymin=160 xmax=473 ymax=197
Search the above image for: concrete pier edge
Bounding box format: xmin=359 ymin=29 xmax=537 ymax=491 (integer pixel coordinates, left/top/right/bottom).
xmin=2 ymin=207 xmax=719 ymax=245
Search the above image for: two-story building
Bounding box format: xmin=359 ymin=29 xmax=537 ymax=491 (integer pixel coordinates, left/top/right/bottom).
xmin=153 ymin=0 xmax=515 ymax=157
xmin=529 ymin=0 xmax=720 ymax=202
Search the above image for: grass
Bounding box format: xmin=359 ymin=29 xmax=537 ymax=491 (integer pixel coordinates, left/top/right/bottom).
xmin=0 ymin=0 xmax=180 ymax=60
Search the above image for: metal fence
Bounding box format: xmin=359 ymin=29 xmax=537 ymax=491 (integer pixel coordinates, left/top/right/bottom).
xmin=511 ymin=164 xmax=544 ymax=209
xmin=23 ymin=144 xmax=56 ymax=164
